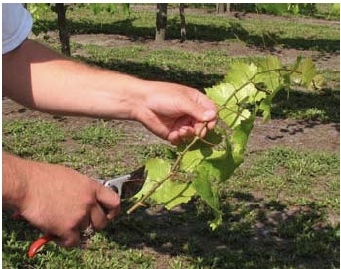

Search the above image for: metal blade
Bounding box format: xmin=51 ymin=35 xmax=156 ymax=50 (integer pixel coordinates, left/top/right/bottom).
xmin=102 ymin=166 xmax=146 ymax=199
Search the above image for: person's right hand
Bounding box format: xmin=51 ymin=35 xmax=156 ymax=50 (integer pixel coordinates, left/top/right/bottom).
xmin=17 ymin=159 xmax=120 ymax=247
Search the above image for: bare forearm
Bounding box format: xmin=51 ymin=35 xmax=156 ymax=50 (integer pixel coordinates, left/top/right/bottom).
xmin=2 ymin=39 xmax=146 ymax=120
xmin=2 ymin=152 xmax=27 ymax=210
xmin=3 ymin=39 xmax=217 ymax=144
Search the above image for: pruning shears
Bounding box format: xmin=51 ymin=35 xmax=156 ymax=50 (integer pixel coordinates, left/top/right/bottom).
xmin=26 ymin=167 xmax=145 ymax=258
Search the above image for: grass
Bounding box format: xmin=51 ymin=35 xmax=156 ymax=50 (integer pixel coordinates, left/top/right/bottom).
xmin=72 ymin=121 xmax=123 ymax=147
xmin=231 ymin=147 xmax=340 ymax=213
xmin=34 ymin=4 xmax=339 ymax=51
xmin=2 ymin=118 xmax=339 ymax=269
xmin=3 ymin=4 xmax=340 ymax=269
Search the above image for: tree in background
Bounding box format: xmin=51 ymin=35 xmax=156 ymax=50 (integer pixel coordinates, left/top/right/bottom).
xmin=54 ymin=4 xmax=70 ymax=56
xmin=179 ymin=3 xmax=186 ymax=42
xmin=27 ymin=3 xmax=332 ymax=52
xmin=155 ymin=3 xmax=168 ymax=42
xmin=216 ymin=3 xmax=230 ymax=14
xmin=27 ymin=3 xmax=71 ymax=56
xmin=155 ymin=3 xmax=189 ymax=42
xmin=27 ymin=3 xmax=130 ymax=56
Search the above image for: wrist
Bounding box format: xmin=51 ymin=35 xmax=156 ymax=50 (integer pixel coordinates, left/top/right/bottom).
xmin=121 ymin=78 xmax=151 ymax=122
xmin=78 ymin=70 xmax=148 ymax=122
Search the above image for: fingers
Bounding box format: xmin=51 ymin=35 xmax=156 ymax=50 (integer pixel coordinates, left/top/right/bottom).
xmin=170 ymin=91 xmax=217 ymax=144
xmin=54 ymin=227 xmax=81 ymax=248
xmin=168 ymin=117 xmax=195 ymax=145
xmin=181 ymin=91 xmax=217 ymax=123
xmin=95 ymin=184 xmax=121 ymax=220
xmin=168 ymin=115 xmax=216 ymax=145
xmin=54 ymin=184 xmax=120 ymax=248
xmin=90 ymin=203 xmax=108 ymax=231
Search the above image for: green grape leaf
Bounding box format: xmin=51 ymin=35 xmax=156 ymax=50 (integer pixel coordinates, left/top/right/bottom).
xmin=181 ymin=148 xmax=207 ymax=172
xmin=311 ymin=74 xmax=326 ymax=90
xmin=255 ymin=56 xmax=282 ymax=72
xmin=182 ymin=143 xmax=235 ymax=183
xmin=133 ymin=158 xmax=170 ymax=200
xmin=291 ymin=58 xmax=316 ymax=87
xmin=134 ymin=158 xmax=196 ymax=210
xmin=151 ymin=180 xmax=196 ymax=210
xmin=197 ymin=128 xmax=223 ymax=147
xmin=192 ymin=166 xmax=222 ymax=230
xmin=259 ymin=95 xmax=273 ymax=122
xmin=202 ymin=152 xmax=235 ymax=182
xmin=234 ymin=82 xmax=265 ymax=105
xmin=127 ymin=55 xmax=319 ymax=231
xmin=254 ymin=69 xmax=281 ymax=94
xmin=205 ymin=82 xmax=236 ymax=106
xmin=219 ymin=105 xmax=251 ymax=129
xmin=206 ymin=82 xmax=251 ymax=129
xmin=231 ymin=114 xmax=255 ymax=167
xmin=181 ymin=148 xmax=222 ymax=172
xmin=224 ymin=61 xmax=258 ymax=89
xmin=253 ymin=57 xmax=283 ymax=98
xmin=145 ymin=158 xmax=170 ymax=182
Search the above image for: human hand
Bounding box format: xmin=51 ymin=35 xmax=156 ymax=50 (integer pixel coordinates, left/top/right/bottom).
xmin=17 ymin=160 xmax=120 ymax=247
xmin=135 ymin=81 xmax=217 ymax=145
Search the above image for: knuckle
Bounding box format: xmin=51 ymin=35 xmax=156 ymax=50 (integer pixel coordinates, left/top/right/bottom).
xmin=56 ymin=231 xmax=80 ymax=248
xmin=63 ymin=236 xmax=80 ymax=248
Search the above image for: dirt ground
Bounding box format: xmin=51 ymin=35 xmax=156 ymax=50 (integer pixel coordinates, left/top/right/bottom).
xmin=2 ymin=98 xmax=340 ymax=156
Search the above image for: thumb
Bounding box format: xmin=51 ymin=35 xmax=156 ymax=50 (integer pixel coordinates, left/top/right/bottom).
xmin=96 ymin=185 xmax=121 ymax=220
xmin=182 ymin=100 xmax=217 ymax=122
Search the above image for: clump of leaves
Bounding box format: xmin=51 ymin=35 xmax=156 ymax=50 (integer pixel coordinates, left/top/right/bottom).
xmin=127 ymin=56 xmax=321 ymax=229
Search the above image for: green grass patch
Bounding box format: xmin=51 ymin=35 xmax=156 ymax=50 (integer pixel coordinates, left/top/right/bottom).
xmin=231 ymin=147 xmax=340 ymax=213
xmin=2 ymin=119 xmax=65 ymax=161
xmin=2 ymin=117 xmax=339 ymax=269
xmin=72 ymin=120 xmax=122 ymax=147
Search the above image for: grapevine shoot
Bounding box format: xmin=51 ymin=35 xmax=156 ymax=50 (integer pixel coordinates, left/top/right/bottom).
xmin=127 ymin=56 xmax=321 ymax=229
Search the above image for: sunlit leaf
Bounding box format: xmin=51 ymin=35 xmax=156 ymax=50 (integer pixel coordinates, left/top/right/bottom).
xmin=224 ymin=61 xmax=258 ymax=89
xmin=133 ymin=158 xmax=171 ymax=200
xmin=130 ymin=55 xmax=320 ymax=230
xmin=291 ymin=58 xmax=316 ymax=86
xmin=134 ymin=158 xmax=196 ymax=209
xmin=231 ymin=114 xmax=255 ymax=166
xmin=151 ymin=180 xmax=196 ymax=210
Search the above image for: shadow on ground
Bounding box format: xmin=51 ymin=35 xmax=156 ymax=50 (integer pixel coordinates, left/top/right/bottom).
xmin=103 ymin=192 xmax=339 ymax=269
xmin=3 ymin=192 xmax=338 ymax=269
xmin=35 ymin=17 xmax=340 ymax=53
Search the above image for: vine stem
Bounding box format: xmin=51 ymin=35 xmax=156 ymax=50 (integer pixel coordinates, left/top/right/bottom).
xmin=126 ymin=122 xmax=208 ymax=214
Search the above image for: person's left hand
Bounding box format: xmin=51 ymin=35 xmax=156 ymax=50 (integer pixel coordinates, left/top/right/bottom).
xmin=134 ymin=81 xmax=217 ymax=145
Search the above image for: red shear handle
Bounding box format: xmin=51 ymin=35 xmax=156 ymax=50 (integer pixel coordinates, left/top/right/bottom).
xmin=28 ymin=234 xmax=54 ymax=258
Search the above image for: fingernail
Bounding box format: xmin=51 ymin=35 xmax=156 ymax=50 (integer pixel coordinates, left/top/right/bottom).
xmin=203 ymin=110 xmax=216 ymax=121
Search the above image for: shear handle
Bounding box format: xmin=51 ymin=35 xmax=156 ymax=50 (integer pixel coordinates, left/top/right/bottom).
xmin=102 ymin=174 xmax=132 ymax=197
